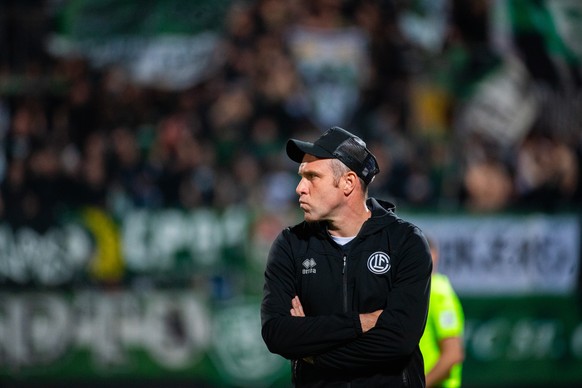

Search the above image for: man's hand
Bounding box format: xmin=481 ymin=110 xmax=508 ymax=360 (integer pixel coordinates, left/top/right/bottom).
xmin=292 ymin=296 xmax=381 ymax=333
xmin=290 ymin=296 xmax=305 ymax=317
xmin=360 ymin=310 xmax=382 ymax=333
xmin=290 ymin=296 xmax=314 ymax=364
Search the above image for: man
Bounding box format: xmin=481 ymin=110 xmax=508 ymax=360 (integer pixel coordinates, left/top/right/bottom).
xmin=419 ymin=238 xmax=465 ymax=387
xmin=261 ymin=126 xmax=432 ymax=387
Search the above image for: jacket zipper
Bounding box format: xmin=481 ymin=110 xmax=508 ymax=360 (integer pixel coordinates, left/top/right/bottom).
xmin=342 ymin=254 xmax=351 ymax=388
xmin=342 ymin=254 xmax=347 ymax=313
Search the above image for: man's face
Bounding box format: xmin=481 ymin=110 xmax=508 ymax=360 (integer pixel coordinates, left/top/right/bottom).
xmin=296 ymin=154 xmax=344 ymax=223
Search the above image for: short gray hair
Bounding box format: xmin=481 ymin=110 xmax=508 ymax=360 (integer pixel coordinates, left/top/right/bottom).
xmin=330 ymin=159 xmax=367 ymax=194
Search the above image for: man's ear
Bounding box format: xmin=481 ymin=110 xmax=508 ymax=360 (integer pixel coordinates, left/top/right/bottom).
xmin=343 ymin=171 xmax=357 ymax=194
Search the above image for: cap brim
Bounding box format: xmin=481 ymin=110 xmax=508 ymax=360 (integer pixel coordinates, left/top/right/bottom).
xmin=286 ymin=139 xmax=333 ymax=163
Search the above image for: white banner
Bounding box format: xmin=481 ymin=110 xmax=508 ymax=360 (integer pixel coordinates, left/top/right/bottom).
xmin=455 ymin=56 xmax=538 ymax=146
xmin=287 ymin=26 xmax=369 ymax=128
xmin=409 ymin=214 xmax=580 ymax=295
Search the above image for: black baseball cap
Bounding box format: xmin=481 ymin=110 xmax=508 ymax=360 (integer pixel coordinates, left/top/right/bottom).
xmin=286 ymin=126 xmax=380 ymax=185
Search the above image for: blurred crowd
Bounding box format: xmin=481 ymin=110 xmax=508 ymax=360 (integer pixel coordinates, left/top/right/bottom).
xmin=0 ymin=0 xmax=581 ymax=232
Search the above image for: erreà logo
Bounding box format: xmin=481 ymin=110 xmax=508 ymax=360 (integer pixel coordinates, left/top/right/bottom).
xmin=367 ymin=252 xmax=391 ymax=274
xmin=302 ymin=258 xmax=317 ymax=274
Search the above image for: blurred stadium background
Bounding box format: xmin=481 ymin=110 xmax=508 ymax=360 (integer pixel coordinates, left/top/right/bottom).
xmin=0 ymin=0 xmax=581 ymax=387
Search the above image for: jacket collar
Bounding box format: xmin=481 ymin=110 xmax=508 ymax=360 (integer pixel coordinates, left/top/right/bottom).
xmin=307 ymin=197 xmax=398 ymax=238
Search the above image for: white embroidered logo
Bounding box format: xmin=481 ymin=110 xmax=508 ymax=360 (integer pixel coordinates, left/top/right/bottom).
xmin=367 ymin=252 xmax=391 ymax=274
xmin=302 ymin=258 xmax=317 ymax=274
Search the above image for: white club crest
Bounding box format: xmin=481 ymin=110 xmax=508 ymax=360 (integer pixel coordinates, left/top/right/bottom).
xmin=367 ymin=252 xmax=391 ymax=274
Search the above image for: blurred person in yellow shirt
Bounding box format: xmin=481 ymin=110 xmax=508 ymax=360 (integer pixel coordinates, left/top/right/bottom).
xmin=420 ymin=237 xmax=465 ymax=387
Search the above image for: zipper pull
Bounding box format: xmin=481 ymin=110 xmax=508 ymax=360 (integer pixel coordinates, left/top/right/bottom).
xmin=342 ymin=255 xmax=346 ymax=274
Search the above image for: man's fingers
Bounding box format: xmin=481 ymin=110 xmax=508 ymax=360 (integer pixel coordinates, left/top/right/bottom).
xmin=290 ymin=296 xmax=305 ymax=317
xmin=360 ymin=309 xmax=383 ymax=333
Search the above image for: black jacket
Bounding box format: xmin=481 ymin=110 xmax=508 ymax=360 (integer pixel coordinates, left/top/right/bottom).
xmin=261 ymin=198 xmax=432 ymax=387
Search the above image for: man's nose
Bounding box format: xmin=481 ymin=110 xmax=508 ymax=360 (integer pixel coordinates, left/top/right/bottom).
xmin=296 ymin=178 xmax=306 ymax=195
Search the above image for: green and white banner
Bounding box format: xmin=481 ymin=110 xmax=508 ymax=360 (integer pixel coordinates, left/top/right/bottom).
xmin=0 ymin=206 xmax=252 ymax=287
xmin=2 ymin=292 xmax=582 ymax=387
xmin=1 ymin=209 xmax=579 ymax=295
xmin=48 ymin=0 xmax=231 ymax=90
xmin=0 ymin=292 xmax=288 ymax=387
xmin=461 ymin=295 xmax=582 ymax=387
xmin=502 ymin=0 xmax=582 ymax=65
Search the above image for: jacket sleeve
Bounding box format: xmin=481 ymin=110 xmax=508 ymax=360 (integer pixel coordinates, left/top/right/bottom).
xmin=314 ymin=226 xmax=432 ymax=369
xmin=261 ymin=229 xmax=362 ymax=360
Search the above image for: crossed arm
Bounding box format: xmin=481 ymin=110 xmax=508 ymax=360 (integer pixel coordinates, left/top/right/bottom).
xmin=262 ymin=228 xmax=431 ymax=367
xmin=290 ymin=296 xmax=381 ymax=333
xmin=290 ymin=295 xmax=382 ymax=365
